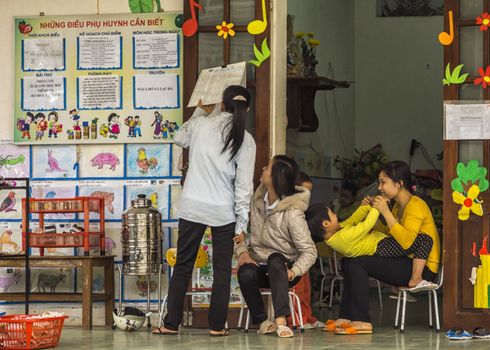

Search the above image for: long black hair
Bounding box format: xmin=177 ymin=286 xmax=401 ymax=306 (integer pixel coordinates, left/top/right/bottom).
xmin=221 ymin=85 xmax=251 ymax=160
xmin=378 ymin=160 xmax=414 ymax=193
xmin=271 ymin=155 xmax=299 ymax=199
xmin=305 ymin=203 xmax=330 ymax=242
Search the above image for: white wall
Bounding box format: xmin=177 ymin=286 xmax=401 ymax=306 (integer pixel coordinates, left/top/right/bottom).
xmin=286 ymin=0 xmax=356 ymax=176
xmin=354 ymin=0 xmax=443 ymax=170
xmin=286 ymin=0 xmax=444 ymax=174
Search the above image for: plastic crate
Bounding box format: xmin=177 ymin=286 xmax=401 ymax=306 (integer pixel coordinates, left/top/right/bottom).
xmin=0 ymin=315 xmax=67 ymax=349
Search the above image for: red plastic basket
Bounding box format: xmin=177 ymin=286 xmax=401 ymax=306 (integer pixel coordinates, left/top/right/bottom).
xmin=0 ymin=315 xmax=68 ymax=350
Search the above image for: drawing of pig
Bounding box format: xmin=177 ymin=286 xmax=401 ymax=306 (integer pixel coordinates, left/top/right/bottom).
xmin=90 ymin=153 xmax=120 ymax=171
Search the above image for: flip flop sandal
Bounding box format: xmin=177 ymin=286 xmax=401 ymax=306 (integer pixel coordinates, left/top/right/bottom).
xmin=276 ymin=325 xmax=294 ymax=338
xmin=257 ymin=320 xmax=277 ymax=334
xmin=408 ymin=280 xmax=437 ymax=292
xmin=209 ymin=329 xmax=230 ymax=337
xmin=473 ymin=327 xmax=490 ymax=339
xmin=152 ymin=328 xmax=178 ymax=335
xmin=322 ymin=319 xmax=339 ymax=332
xmin=334 ymin=325 xmax=373 ymax=335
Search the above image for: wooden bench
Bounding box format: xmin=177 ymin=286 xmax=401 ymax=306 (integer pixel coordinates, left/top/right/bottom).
xmin=0 ymin=255 xmax=114 ymax=330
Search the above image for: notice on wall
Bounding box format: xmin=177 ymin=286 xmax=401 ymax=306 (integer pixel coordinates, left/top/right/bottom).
xmin=134 ymin=73 xmax=179 ymax=109
xmin=22 ymin=38 xmax=65 ymax=71
xmin=188 ymin=62 xmax=247 ymax=107
xmin=78 ymin=75 xmax=121 ymax=109
xmin=78 ymin=35 xmax=122 ymax=70
xmin=22 ymin=76 xmax=66 ymax=111
xmin=444 ymin=102 xmax=490 ymax=140
xmin=14 ymin=13 xmax=183 ymax=144
xmin=133 ymin=33 xmax=179 ymax=69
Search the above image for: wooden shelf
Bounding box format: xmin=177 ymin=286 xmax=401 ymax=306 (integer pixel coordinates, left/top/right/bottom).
xmin=287 ymin=75 xmax=350 ymax=132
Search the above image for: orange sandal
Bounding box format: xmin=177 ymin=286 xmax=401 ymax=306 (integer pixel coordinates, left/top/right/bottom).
xmin=322 ymin=320 xmax=337 ymax=332
xmin=334 ymin=324 xmax=373 ymax=335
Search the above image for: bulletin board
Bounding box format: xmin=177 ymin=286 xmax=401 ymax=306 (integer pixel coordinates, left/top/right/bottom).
xmin=13 ymin=12 xmax=183 ymax=144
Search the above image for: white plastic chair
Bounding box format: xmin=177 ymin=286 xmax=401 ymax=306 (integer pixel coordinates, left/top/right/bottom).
xmin=237 ymin=289 xmax=304 ymax=333
xmin=394 ymin=265 xmax=444 ymax=333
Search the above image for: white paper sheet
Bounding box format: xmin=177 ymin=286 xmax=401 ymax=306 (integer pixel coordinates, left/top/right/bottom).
xmin=78 ymin=75 xmax=121 ymax=109
xmin=134 ymin=33 xmax=178 ymax=69
xmin=134 ymin=73 xmax=179 ymax=109
xmin=78 ymin=35 xmax=122 ymax=69
xmin=23 ymin=38 xmax=65 ymax=71
xmin=188 ymin=62 xmax=247 ymax=107
xmin=444 ymin=103 xmax=490 ymax=140
xmin=22 ymin=76 xmax=65 ymax=110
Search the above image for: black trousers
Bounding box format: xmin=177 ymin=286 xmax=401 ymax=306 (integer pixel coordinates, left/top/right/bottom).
xmin=163 ymin=218 xmax=235 ymax=331
xmin=237 ymin=252 xmax=301 ymax=325
xmin=339 ymin=256 xmax=436 ymax=323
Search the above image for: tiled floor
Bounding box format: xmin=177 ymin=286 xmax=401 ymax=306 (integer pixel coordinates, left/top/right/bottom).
xmin=50 ymin=293 xmax=490 ymax=349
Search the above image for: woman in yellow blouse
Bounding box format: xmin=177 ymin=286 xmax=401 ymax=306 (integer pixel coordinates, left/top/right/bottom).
xmin=331 ymin=161 xmax=440 ymax=334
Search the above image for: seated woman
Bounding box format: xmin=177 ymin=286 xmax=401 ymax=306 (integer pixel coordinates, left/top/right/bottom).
xmin=306 ymin=203 xmax=436 ymax=293
xmin=235 ymin=155 xmax=317 ymax=338
xmin=319 ymin=161 xmax=440 ymax=334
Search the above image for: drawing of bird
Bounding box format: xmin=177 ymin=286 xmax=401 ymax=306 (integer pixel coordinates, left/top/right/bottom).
xmin=0 ymin=192 xmax=16 ymax=212
xmin=136 ymin=148 xmax=158 ymax=174
xmin=44 ymin=191 xmax=56 ymax=199
xmin=0 ymin=230 xmax=20 ymax=252
xmin=136 ymin=276 xmax=158 ymax=296
xmin=149 ymin=192 xmax=158 ymax=208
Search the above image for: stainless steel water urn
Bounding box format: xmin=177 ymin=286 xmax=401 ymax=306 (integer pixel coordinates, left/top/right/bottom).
xmin=121 ymin=194 xmax=162 ymax=275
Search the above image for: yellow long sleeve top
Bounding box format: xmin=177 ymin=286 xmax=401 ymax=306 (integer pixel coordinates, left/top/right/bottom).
xmin=326 ymin=205 xmax=388 ymax=257
xmin=379 ymin=195 xmax=440 ymax=273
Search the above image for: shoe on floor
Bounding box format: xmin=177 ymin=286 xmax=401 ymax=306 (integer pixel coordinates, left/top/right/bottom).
xmin=448 ymin=329 xmax=473 ymax=340
xmin=389 ymin=293 xmax=417 ymax=303
xmin=303 ymin=320 xmax=325 ymax=330
xmin=473 ymin=327 xmax=490 ymax=339
xmin=445 ymin=328 xmax=462 ymax=338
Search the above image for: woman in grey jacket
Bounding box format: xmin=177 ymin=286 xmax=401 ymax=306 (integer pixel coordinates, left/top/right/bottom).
xmin=235 ymin=155 xmax=317 ymax=338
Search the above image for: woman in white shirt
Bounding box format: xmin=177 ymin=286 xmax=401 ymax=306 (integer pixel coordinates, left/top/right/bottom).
xmin=153 ymin=85 xmax=256 ymax=336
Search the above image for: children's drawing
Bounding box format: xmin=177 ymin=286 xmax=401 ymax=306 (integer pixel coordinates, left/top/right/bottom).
xmin=127 ymin=144 xmax=170 ymax=177
xmin=32 ymin=145 xmax=77 ymax=178
xmin=0 ymin=192 xmax=17 ymax=213
xmin=126 ymin=185 xmax=169 ymax=219
xmin=30 ymin=185 xmax=77 ymax=220
xmin=172 ymin=144 xmax=182 ymax=177
xmin=0 ymin=229 xmax=21 ymax=253
xmin=170 ymin=185 xmax=182 ymax=219
xmin=0 ymin=269 xmax=22 ymax=292
xmin=136 ymin=275 xmax=158 ymax=296
xmin=0 ymin=190 xmax=22 ymax=219
xmin=91 ymin=153 xmax=120 ymax=171
xmin=31 ymin=269 xmax=67 ymax=293
xmin=79 ymin=144 xmax=124 ymax=177
xmin=78 ymin=183 xmax=124 ymax=220
xmin=0 ymin=145 xmax=30 ymax=177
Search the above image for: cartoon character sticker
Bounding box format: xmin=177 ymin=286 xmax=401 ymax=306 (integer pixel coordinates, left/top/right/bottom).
xmin=48 ymin=111 xmax=62 ymax=138
xmin=108 ymin=113 xmax=120 ymax=139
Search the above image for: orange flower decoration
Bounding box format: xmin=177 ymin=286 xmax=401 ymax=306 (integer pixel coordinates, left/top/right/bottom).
xmin=474 ymin=66 xmax=490 ymax=88
xmin=216 ymin=21 xmax=235 ymax=39
xmin=476 ymin=13 xmax=490 ymax=31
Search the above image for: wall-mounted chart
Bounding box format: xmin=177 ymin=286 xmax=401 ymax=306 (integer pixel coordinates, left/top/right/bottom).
xmin=14 ymin=13 xmax=183 ymax=145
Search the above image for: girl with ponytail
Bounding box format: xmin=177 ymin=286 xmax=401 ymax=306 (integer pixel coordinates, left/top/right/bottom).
xmin=153 ymin=85 xmax=256 ymax=336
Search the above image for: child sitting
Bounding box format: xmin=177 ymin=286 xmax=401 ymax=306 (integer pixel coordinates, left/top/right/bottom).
xmin=305 ymin=201 xmax=437 ymax=291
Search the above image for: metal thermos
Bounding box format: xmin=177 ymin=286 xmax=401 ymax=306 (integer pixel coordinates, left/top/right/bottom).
xmin=121 ymin=194 xmax=162 ymax=275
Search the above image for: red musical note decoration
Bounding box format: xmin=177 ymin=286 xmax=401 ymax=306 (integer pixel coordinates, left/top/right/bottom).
xmin=183 ymin=0 xmax=203 ymax=37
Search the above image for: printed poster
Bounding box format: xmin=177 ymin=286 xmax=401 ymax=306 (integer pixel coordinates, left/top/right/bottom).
xmin=14 ymin=13 xmax=183 ymax=145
